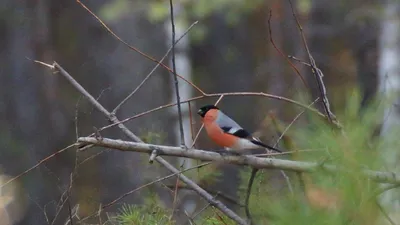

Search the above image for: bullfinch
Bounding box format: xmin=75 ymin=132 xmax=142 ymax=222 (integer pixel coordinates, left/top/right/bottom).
xmin=197 ymin=105 xmax=281 ymax=153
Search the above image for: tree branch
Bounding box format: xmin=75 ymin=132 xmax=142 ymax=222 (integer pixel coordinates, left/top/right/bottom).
xmin=76 ymin=0 xmax=206 ymax=95
xmin=169 ymin=0 xmax=186 ymax=148
xmin=78 ymin=137 xmax=400 ymax=185
xmin=111 ymin=20 xmax=198 ymax=114
xmin=287 ymin=0 xmax=339 ymax=126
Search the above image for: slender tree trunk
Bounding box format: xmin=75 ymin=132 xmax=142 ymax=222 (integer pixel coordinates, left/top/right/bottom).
xmin=164 ymin=3 xmax=194 ymax=169
xmin=164 ymin=3 xmax=197 ymax=223
xmin=378 ymin=0 xmax=400 ymax=222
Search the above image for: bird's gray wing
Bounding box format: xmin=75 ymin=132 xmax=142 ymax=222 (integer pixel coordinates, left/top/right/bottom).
xmin=215 ymin=111 xmax=251 ymax=137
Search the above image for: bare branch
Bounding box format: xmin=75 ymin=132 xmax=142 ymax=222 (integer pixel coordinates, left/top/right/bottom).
xmin=80 ymin=162 xmax=210 ymax=222
xmin=0 ymin=143 xmax=76 ymax=189
xmin=76 ymin=0 xmax=206 ymax=95
xmin=375 ymin=200 xmax=396 ymax=225
xmin=54 ymin=62 xmax=120 ymax=127
xmin=78 ymin=137 xmax=400 ymax=185
xmin=169 ymin=0 xmax=186 ymax=148
xmin=244 ymin=168 xmax=257 ymax=223
xmin=164 ymin=183 xmax=244 ymax=208
xmin=111 ymin=20 xmax=198 ymax=114
xmin=245 ymin=99 xmax=319 ymax=222
xmin=374 ymin=184 xmax=400 ymax=197
xmin=274 ymin=98 xmax=320 ymax=146
xmin=267 ymin=10 xmax=308 ymax=88
xmin=287 ymin=0 xmax=339 ymax=126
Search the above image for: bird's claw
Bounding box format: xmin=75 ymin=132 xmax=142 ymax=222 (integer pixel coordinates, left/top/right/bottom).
xmin=230 ymin=152 xmax=242 ymax=156
xmin=215 ymin=150 xmax=242 ymax=156
xmin=214 ymin=149 xmax=229 ymax=156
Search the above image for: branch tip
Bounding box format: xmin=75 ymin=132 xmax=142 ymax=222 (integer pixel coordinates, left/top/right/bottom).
xmin=149 ymin=149 xmax=159 ymax=164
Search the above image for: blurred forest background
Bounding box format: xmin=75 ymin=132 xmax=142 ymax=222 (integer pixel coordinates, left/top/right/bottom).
xmin=1 ymin=0 xmax=400 ymax=224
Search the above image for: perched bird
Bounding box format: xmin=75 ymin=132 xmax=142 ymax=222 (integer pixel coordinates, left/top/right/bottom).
xmin=197 ymin=105 xmax=281 ymax=154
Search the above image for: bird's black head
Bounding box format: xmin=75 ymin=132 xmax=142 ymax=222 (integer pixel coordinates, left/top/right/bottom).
xmin=197 ymin=105 xmax=219 ymax=117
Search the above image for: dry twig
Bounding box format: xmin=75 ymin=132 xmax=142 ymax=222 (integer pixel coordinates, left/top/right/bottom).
xmin=287 ymin=0 xmax=339 ymax=125
xmin=244 ymin=98 xmax=319 ymax=222
xmin=111 ymin=20 xmax=198 ymax=114
xmin=76 ymin=0 xmax=205 ymax=95
xmin=80 ymin=162 xmax=211 ymax=222
xmin=268 ymin=10 xmax=308 ymax=88
xmin=168 ymin=0 xmax=186 ymax=148
xmin=0 ymin=143 xmax=76 ymax=189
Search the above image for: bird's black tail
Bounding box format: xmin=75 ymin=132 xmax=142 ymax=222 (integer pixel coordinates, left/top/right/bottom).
xmin=250 ymin=140 xmax=282 ymax=153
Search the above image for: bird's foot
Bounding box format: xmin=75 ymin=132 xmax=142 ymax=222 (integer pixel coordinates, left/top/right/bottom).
xmin=214 ymin=149 xmax=231 ymax=156
xmin=214 ymin=149 xmax=243 ymax=156
xmin=228 ymin=151 xmax=242 ymax=156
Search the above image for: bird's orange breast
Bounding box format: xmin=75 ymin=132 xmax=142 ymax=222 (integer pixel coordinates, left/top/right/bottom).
xmin=203 ymin=109 xmax=237 ymax=148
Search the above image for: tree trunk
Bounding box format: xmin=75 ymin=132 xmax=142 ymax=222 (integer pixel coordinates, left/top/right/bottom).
xmin=378 ymin=0 xmax=400 ymax=222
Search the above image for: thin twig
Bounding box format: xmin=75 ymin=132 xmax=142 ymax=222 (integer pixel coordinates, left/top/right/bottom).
xmin=170 ymin=173 xmax=180 ymax=220
xmin=111 ymin=21 xmax=198 ymax=114
xmin=52 ymin=154 xmax=88 ymax=225
xmin=371 ymin=184 xmax=400 ymax=225
xmin=164 ymin=183 xmax=244 ymax=207
xmin=79 ymin=162 xmax=210 ymax=222
xmin=65 ymin=175 xmax=74 ymax=225
xmin=267 ymin=10 xmax=308 ymax=88
xmin=75 ymin=97 xmax=81 ymax=140
xmin=373 ymin=183 xmax=400 ymax=197
xmin=53 ymin=143 xmax=86 ymax=224
xmin=280 ymin=171 xmax=294 ymax=193
xmin=76 ymin=0 xmax=206 ymax=95
xmin=0 ymin=143 xmax=76 ymax=188
xmin=287 ymin=0 xmax=339 ymax=125
xmin=64 ymin=148 xmax=81 ymax=225
xmin=77 ymin=150 xmax=108 ymax=166
xmin=191 ymin=199 xmax=213 ymax=220
xmin=183 ymin=210 xmax=197 ymax=225
xmin=101 ymin=161 xmax=207 ymax=209
xmin=276 ymin=98 xmax=320 ymax=197
xmin=288 ymin=55 xmax=311 ymax=66
xmin=244 ymin=168 xmax=257 ymax=223
xmin=375 ymin=200 xmax=396 ymax=225
xmin=29 ymin=196 xmax=50 ymax=224
xmin=54 ymin=62 xmax=120 ymax=123
xmin=169 ymin=0 xmax=186 ymax=148
xmin=89 ymin=87 xmax=112 ymax=115
xmin=51 ymin=194 xmax=69 ymax=225
xmin=244 ymin=99 xmax=319 ymax=222
xmin=191 ymin=95 xmax=225 ymax=148
xmin=215 ymin=210 xmax=229 ymax=225
xmin=97 ymin=204 xmax=102 ymax=225
xmin=188 ymin=101 xmax=195 ymax=145
xmin=274 ymin=98 xmax=320 ymax=146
